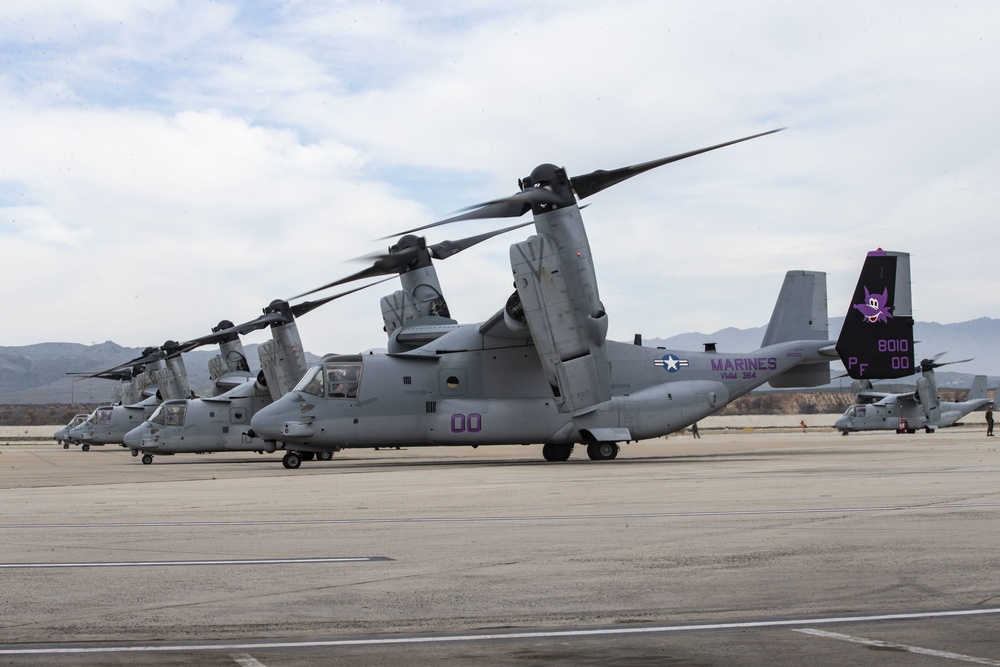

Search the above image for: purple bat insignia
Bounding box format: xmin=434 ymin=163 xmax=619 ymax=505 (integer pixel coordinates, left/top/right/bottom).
xmin=854 ymin=286 xmax=892 ymax=324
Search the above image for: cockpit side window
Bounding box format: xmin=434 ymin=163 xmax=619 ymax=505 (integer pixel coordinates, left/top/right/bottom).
xmin=296 ymin=366 xmax=326 ymax=397
xmin=326 ymin=362 xmax=362 ymax=399
xmin=164 ymin=404 xmax=186 ymax=427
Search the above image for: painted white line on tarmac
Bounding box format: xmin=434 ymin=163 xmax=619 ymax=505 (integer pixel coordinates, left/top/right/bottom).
xmin=2 ymin=502 xmax=998 ymax=530
xmin=0 ymin=556 xmax=392 ymax=569
xmin=796 ymin=628 xmax=1000 ymax=665
xmin=1 ymin=607 xmax=999 ymax=656
xmin=232 ymin=654 xmax=268 ymax=667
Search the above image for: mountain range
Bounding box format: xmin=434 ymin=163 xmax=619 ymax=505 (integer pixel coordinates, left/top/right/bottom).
xmin=2 ymin=317 xmax=998 ymax=404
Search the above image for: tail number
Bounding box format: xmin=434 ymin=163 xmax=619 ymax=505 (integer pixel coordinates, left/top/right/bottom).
xmin=878 ymin=339 xmax=910 ymax=353
xmin=450 ymin=413 xmax=482 ymax=433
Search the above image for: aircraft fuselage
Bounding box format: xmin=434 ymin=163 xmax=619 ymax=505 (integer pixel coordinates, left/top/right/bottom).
xmin=251 ymin=336 xmax=831 ymax=450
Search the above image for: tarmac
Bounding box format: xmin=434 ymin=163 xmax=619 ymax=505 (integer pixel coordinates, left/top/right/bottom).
xmin=1 ymin=423 xmax=999 ymax=666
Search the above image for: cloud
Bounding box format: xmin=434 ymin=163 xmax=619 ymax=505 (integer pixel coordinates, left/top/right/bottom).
xmin=0 ymin=1 xmax=998 ymax=366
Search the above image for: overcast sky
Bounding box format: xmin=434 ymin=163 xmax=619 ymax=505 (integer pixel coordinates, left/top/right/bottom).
xmin=2 ymin=1 xmax=998 ymax=360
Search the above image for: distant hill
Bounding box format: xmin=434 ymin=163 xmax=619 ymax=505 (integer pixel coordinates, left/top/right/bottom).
xmin=2 ymin=317 xmax=998 ymax=403
xmin=0 ymin=342 xmax=322 ymax=404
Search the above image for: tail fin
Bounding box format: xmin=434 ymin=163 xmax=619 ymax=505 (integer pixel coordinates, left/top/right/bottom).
xmin=835 ymin=249 xmax=914 ymax=379
xmin=763 ymin=270 xmax=830 ymax=388
xmin=968 ymin=375 xmax=988 ymax=401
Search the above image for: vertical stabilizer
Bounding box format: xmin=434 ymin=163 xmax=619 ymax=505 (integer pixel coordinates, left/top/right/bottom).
xmin=763 ymin=270 xmax=830 ymax=388
xmin=968 ymin=375 xmax=988 ymax=401
xmin=835 ymin=250 xmax=914 ymax=379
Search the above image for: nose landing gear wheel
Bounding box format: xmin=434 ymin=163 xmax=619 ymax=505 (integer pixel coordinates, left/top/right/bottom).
xmin=81 ymin=444 xmax=90 ymax=451
xmin=282 ymin=452 xmax=302 ymax=469
xmin=141 ymin=454 xmax=153 ymax=465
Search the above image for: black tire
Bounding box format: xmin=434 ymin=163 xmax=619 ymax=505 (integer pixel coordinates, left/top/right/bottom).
xmin=141 ymin=454 xmax=153 ymax=465
xmin=283 ymin=452 xmax=302 ymax=469
xmin=542 ymin=443 xmax=574 ymax=462
xmin=317 ymin=451 xmax=333 ymax=461
xmin=82 ymin=444 xmax=90 ymax=452
xmin=587 ymin=442 xmax=619 ymax=461
xmin=62 ymin=443 xmax=69 ymax=449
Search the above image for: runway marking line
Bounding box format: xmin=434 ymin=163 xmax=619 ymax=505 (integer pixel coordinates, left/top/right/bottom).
xmin=1 ymin=607 xmax=999 ymax=656
xmin=0 ymin=556 xmax=392 ymax=569
xmin=796 ymin=628 xmax=1000 ymax=665
xmin=232 ymin=654 xmax=268 ymax=667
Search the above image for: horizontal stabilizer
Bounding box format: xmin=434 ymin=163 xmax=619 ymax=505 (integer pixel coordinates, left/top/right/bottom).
xmin=768 ymin=363 xmax=830 ymax=388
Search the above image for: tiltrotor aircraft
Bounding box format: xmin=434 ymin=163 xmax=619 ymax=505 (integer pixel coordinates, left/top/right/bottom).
xmin=53 ymin=413 xmax=90 ymax=448
xmin=68 ymin=329 xmax=257 ymax=450
xmin=122 ymin=224 xmax=530 ymax=466
xmin=248 ymin=131 xmax=916 ymax=463
xmin=835 ymin=358 xmax=992 ymax=434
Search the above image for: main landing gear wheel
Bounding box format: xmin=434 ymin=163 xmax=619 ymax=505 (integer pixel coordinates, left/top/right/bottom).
xmin=587 ymin=442 xmax=619 ymax=461
xmin=542 ymin=443 xmax=574 ymax=462
xmin=62 ymin=443 xmax=69 ymax=449
xmin=81 ymin=444 xmax=90 ymax=451
xmin=282 ymin=452 xmax=302 ymax=469
xmin=317 ymin=451 xmax=333 ymax=461
xmin=141 ymin=454 xmax=153 ymax=465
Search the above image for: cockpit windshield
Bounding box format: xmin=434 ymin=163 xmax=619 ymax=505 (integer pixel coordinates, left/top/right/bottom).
xmin=87 ymin=407 xmax=113 ymax=425
xmin=297 ymin=365 xmax=325 ymax=397
xmin=845 ymin=405 xmax=865 ymax=418
xmin=295 ymin=358 xmax=363 ymax=399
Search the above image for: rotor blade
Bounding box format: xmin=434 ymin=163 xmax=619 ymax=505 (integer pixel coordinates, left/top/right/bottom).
xmin=570 ymin=128 xmax=785 ymax=200
xmin=289 ymin=276 xmax=396 ymax=317
xmin=383 ymin=189 xmax=562 ymax=238
xmin=427 ymin=221 xmax=534 ymax=260
xmin=923 ymin=357 xmax=973 ymax=370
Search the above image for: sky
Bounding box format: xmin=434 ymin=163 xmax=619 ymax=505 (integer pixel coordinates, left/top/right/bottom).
xmin=1 ymin=1 xmax=999 ymax=360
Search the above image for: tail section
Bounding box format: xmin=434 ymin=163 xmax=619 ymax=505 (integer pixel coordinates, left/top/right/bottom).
xmin=763 ymin=270 xmax=830 ymax=388
xmin=967 ymin=375 xmax=988 ymax=401
xmin=835 ymin=249 xmax=914 ymax=379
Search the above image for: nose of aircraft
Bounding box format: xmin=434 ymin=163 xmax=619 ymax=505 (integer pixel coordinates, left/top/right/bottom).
xmin=123 ymin=426 xmax=143 ymax=448
xmin=834 ymin=416 xmax=848 ymax=430
xmin=250 ymin=401 xmax=288 ymax=441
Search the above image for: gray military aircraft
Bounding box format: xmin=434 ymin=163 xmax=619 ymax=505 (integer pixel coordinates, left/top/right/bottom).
xmin=835 ymin=359 xmax=992 ymax=434
xmin=68 ymin=330 xmax=256 ymax=449
xmin=122 ymin=224 xmax=531 ymax=466
xmin=54 ymin=413 xmax=90 ymax=448
xmin=248 ymin=133 xmax=915 ymax=462
xmin=120 ymin=283 xmax=382 ymax=465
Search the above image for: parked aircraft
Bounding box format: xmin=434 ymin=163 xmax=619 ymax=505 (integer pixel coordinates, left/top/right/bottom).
xmin=248 ymin=132 xmax=915 ymax=464
xmin=68 ymin=329 xmax=256 ymax=449
xmin=835 ymin=359 xmax=992 ymax=433
xmin=122 ymin=224 xmax=532 ymax=466
xmin=121 ymin=281 xmax=387 ymax=465
xmin=53 ymin=413 xmax=90 ymax=448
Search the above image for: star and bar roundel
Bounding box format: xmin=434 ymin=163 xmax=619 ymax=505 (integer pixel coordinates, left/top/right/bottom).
xmin=655 ymin=354 xmax=689 ymax=372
